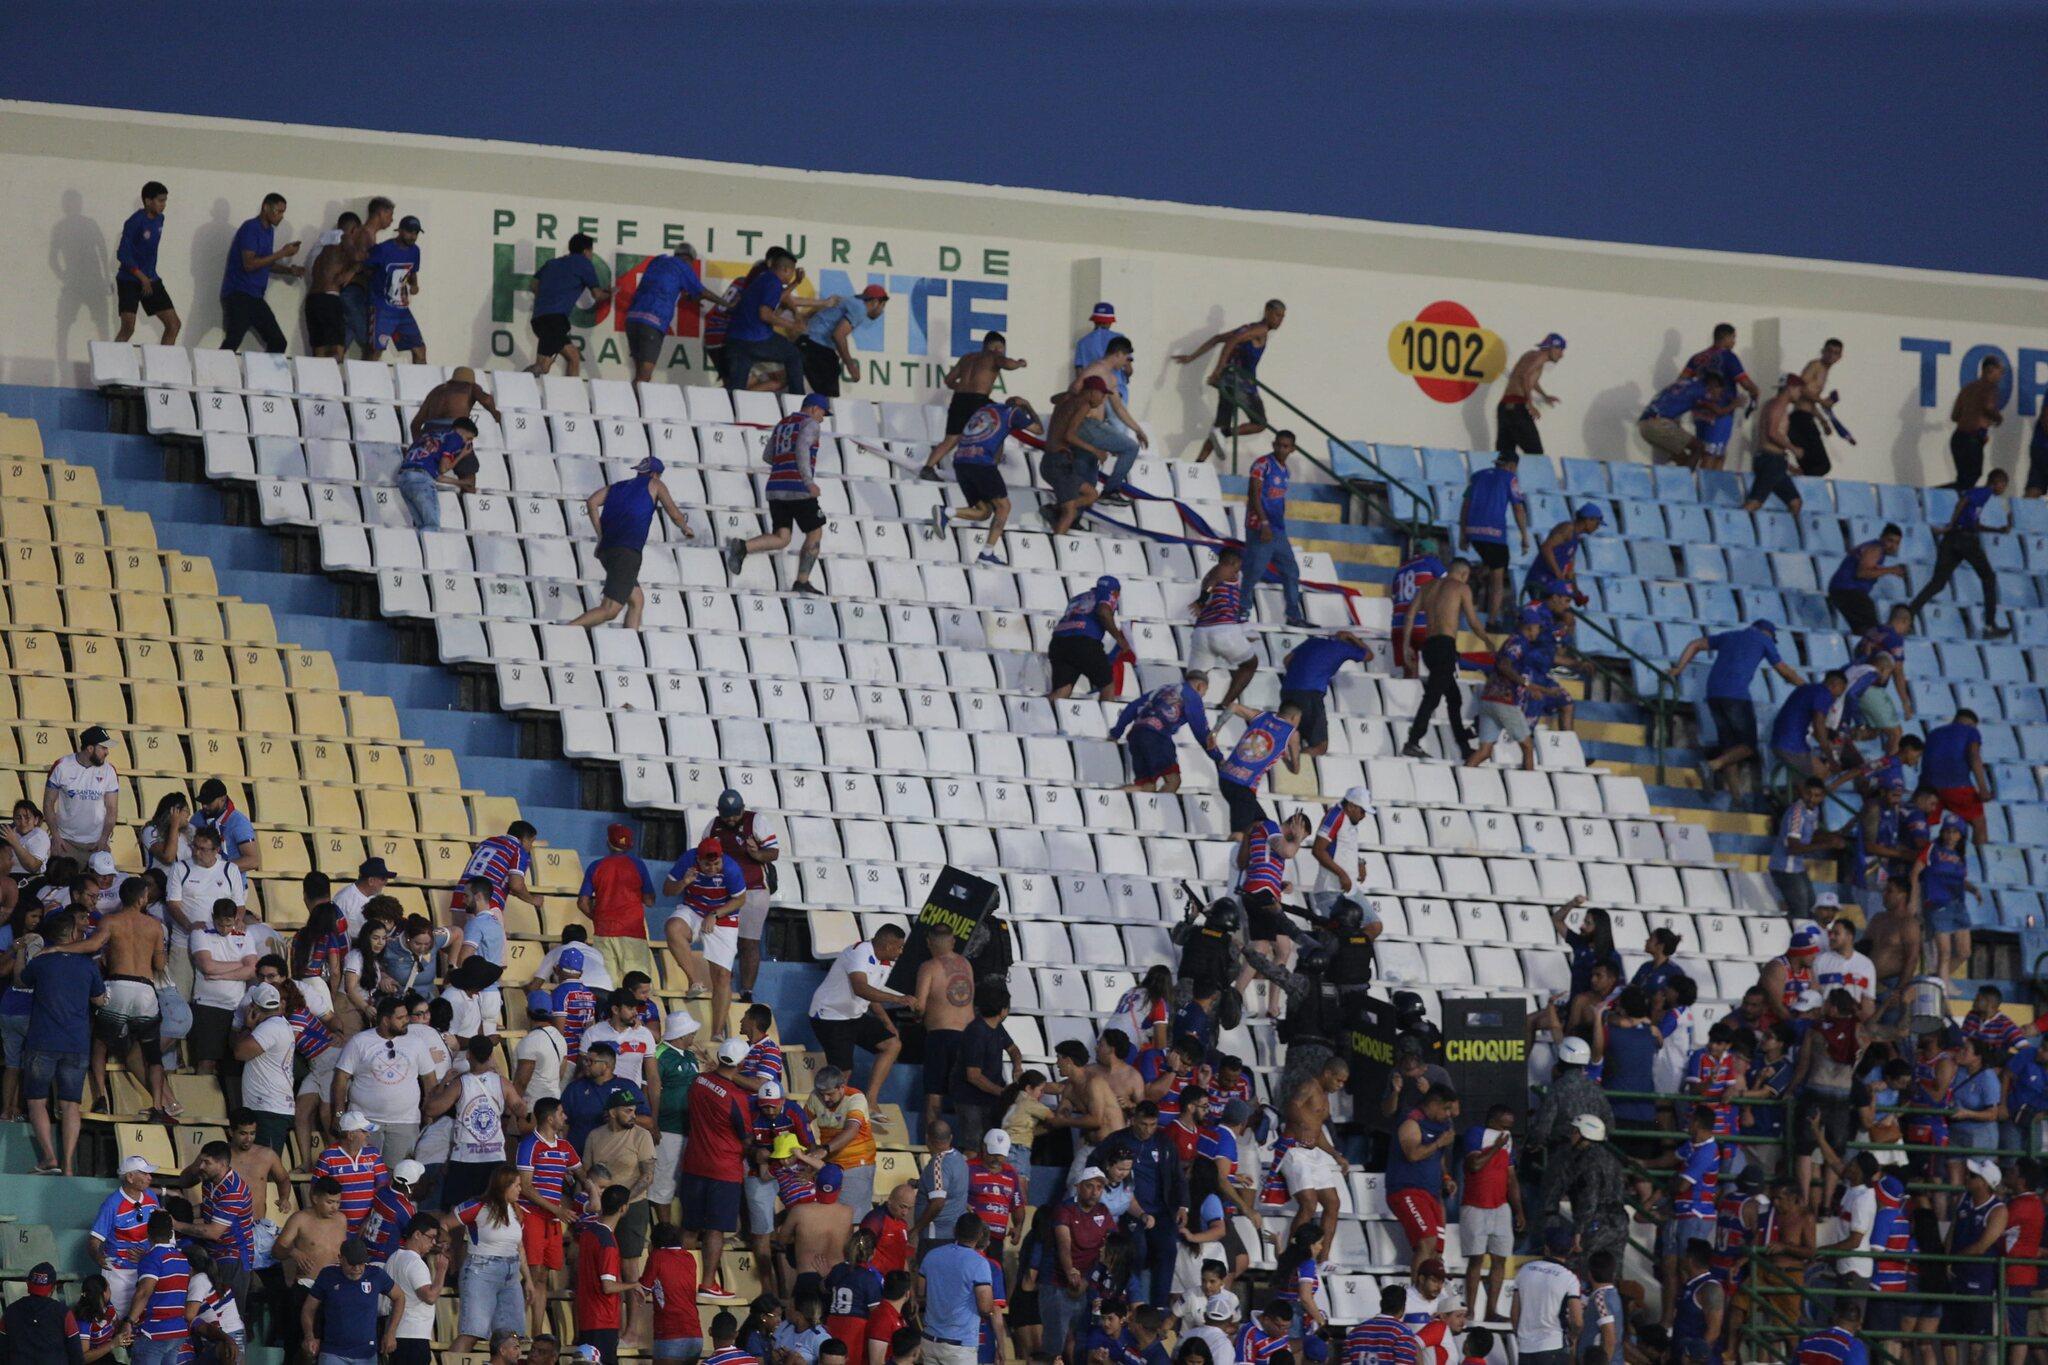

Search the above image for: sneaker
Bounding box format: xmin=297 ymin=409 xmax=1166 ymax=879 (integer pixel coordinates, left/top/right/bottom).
xmin=918 ymin=467 xmax=943 ymax=483
xmin=792 ymin=581 xmax=823 ymax=596
xmin=1285 ymin=614 xmax=1312 ymax=628
xmin=977 ymin=551 xmax=1008 ymax=567
xmin=722 ymin=538 xmax=746 ymax=575
xmin=1400 ymin=741 xmax=1428 ymax=760
xmin=932 ymin=504 xmax=949 ymax=536
xmin=1099 ymin=491 xmax=1131 ymax=507
xmin=700 ymin=1277 xmax=738 ymax=1300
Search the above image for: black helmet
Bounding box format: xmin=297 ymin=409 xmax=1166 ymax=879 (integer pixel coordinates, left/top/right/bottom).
xmin=1393 ymin=990 xmax=1427 ymax=1026
xmin=1204 ymin=896 xmax=1244 ymax=936
xmin=716 ymin=789 xmax=745 ymax=818
xmin=1331 ymin=896 xmax=1366 ymax=932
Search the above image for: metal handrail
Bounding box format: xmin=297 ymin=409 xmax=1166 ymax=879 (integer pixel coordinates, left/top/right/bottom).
xmin=1743 ymin=1243 xmax=2048 ymax=1364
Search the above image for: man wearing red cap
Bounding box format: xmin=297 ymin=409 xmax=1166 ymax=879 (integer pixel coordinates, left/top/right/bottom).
xmin=799 ymin=285 xmax=891 ymax=397
xmin=1073 ymin=300 xmax=1124 ymax=376
xmin=580 ymin=824 xmax=657 ymax=986
xmin=1040 ymin=380 xmax=1113 ymax=534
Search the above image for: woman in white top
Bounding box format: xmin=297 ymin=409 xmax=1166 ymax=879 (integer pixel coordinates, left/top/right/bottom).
xmin=447 ymin=1163 xmax=530 ymax=1352
xmin=430 ymin=1035 xmax=526 ymax=1208
xmin=183 ymin=1246 xmax=246 ymax=1358
xmin=139 ymin=792 xmax=192 ymax=874
xmin=3 ymin=799 xmax=52 ymax=875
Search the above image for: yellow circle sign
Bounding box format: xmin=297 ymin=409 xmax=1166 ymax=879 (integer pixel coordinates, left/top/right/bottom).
xmin=1386 ymin=300 xmax=1508 ymax=402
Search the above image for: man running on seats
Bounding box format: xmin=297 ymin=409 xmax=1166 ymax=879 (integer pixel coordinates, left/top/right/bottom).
xmin=1187 ymin=547 xmax=1258 ymax=709
xmin=921 ymin=332 xmax=1030 ymax=478
xmin=1907 ymin=468 xmax=2012 ymax=638
xmin=569 ymin=457 xmax=693 ymax=631
xmin=932 ymin=397 xmax=1039 ymax=566
xmin=1496 ymin=333 xmax=1565 ymax=457
xmin=1040 ymin=381 xmax=1112 ymax=534
xmin=1109 ymin=671 xmax=1238 ymax=794
xmin=1046 ymin=576 xmax=1132 ymax=703
xmin=1177 ymin=299 xmax=1287 ymax=465
xmin=1740 ymin=373 xmax=1806 ymax=514
xmin=1401 ymin=560 xmax=1485 ymax=761
xmin=725 ymin=395 xmax=831 ymax=595
xmin=410 ymin=367 xmax=502 ymax=443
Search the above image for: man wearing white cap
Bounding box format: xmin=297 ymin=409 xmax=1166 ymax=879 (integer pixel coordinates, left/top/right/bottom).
xmin=89 ymin=1154 xmax=161 ymax=1313
xmin=1187 ymin=1292 xmax=1238 ymax=1365
xmin=679 ymin=1035 xmax=755 ymax=1297
xmin=1308 ymin=785 xmax=1378 ymax=913
xmin=1947 ymin=1157 xmax=2009 ymax=1345
xmin=1042 ymin=1166 xmax=1114 ymax=1361
xmin=965 ymin=1129 xmax=1025 ymax=1245
xmin=230 ymin=981 xmax=298 ymax=1151
xmin=651 ymin=1009 xmax=701 ymax=1218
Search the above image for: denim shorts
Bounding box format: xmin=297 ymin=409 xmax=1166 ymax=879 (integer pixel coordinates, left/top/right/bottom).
xmin=1926 ymin=900 xmax=1970 ymax=935
xmin=0 ymin=1012 xmax=26 ymax=1067
xmin=24 ymin=1048 xmax=87 ymax=1103
xmin=655 ymin=1338 xmax=704 ymax=1363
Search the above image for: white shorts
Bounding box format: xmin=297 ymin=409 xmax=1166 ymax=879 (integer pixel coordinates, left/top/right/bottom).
xmin=1459 ymin=1202 xmax=1514 ymax=1258
xmin=1189 ymin=623 xmax=1256 ymax=672
xmin=104 ymin=978 xmax=161 ymax=1020
xmin=1280 ymin=1143 xmax=1342 ymax=1195
xmin=650 ymin=1130 xmax=685 ymax=1206
xmin=298 ymin=1045 xmax=341 ymax=1099
xmin=105 ymin=1265 xmax=138 ymax=1315
xmin=251 ymin=1218 xmax=280 ymax=1270
xmin=737 ymin=887 xmax=771 ymax=941
xmin=701 ymin=923 xmax=738 ymax=972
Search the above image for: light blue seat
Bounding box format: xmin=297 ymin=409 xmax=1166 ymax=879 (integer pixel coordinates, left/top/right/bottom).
xmin=1649 ymin=582 xmax=1693 ymax=620
xmin=1798 ymin=512 xmax=1845 ymax=556
xmin=1755 ymin=510 xmax=1799 ymax=550
xmin=1695 ymin=585 xmax=1739 ymax=625
xmin=1804 ymin=634 xmax=1850 ymax=671
xmin=1602 ymin=577 xmax=1650 ymax=618
xmin=1618 ymin=499 xmax=1666 ymax=540
xmin=1737 ymin=588 xmax=1785 ymax=621
xmin=1632 ymin=541 xmax=1679 ymax=579
xmin=1792 ymin=476 xmax=1833 ymax=509
xmin=1610 ymin=463 xmax=1655 ymax=500
xmin=1986 ymin=532 xmax=2026 ymax=572
xmin=1996 ymin=890 xmax=2043 ymax=929
xmin=1654 ymin=465 xmax=1698 ymax=503
xmin=2028 ymin=645 xmax=2048 ymax=682
xmin=1529 ymin=490 xmax=1570 ymax=528
xmin=2015 ymin=499 xmax=2048 ymax=534
xmin=1576 ymin=577 xmax=1606 ymax=614
xmin=1983 ymin=845 xmax=2028 ymax=888
xmin=1420 ymin=447 xmax=1469 ymax=483
xmin=1711 ymin=508 xmax=1758 ymax=548
xmin=2003 ymin=687 xmax=2047 ymax=725
xmin=1688 ymin=544 xmax=1728 ymax=582
xmin=1700 ymin=469 xmax=1745 ymax=506
xmin=1562 ymin=458 xmax=1608 ymax=496
xmin=1990 ymin=762 xmax=2038 ymax=802
xmin=1916 ymin=678 xmax=1955 ymax=718
xmin=1919 ymin=602 xmax=1969 ymax=640
xmin=1370 ymin=442 xmax=1425 ymax=487
xmin=1950 ymin=680 xmax=2001 ymax=719
xmin=2021 ymin=727 xmax=2048 ymax=761
xmin=1660 ymin=621 xmax=1704 ymax=654
xmin=1878 ymin=483 xmax=1921 ymax=523
xmin=1925 ymin=487 xmax=1958 ymax=525
xmin=1785 ymin=591 xmax=1834 ymax=633
xmin=1834 ymin=481 xmax=1880 ymax=520
xmin=1517 ymin=454 xmax=1560 ymax=492
xmin=1980 ymin=723 xmax=2022 ymax=763
xmin=1937 ymin=642 xmax=1986 ymax=679
xmin=1387 ymin=484 xmax=1439 ymax=523
xmin=1904 ymin=638 xmax=1941 ymax=678
xmin=1727 ymin=552 xmax=1773 ymax=588
xmin=1667 ymin=504 xmax=1712 ymax=544
xmin=1621 ymin=619 xmax=1664 ymax=658
xmin=1984 ymin=644 xmax=2027 ymax=684
xmin=1771 ymin=553 xmax=1818 ymax=592
xmin=1583 ymin=538 xmax=1629 ymax=575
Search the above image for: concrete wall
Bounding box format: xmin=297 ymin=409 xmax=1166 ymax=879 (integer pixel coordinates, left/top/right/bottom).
xmin=5 ymin=101 xmax=2044 ymax=488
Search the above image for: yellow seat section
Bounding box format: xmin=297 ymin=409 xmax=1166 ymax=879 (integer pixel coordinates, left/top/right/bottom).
xmin=365 ymin=834 xmax=424 ymax=881
xmin=11 ymin=585 xmax=62 ymax=630
xmin=250 ymin=780 xmax=310 ymax=827
xmin=1 ymin=501 xmax=52 ymax=543
xmin=112 ymin=547 xmax=166 ymax=591
xmin=345 ymin=694 xmax=401 ymax=741
xmin=223 ymin=602 xmax=277 ymax=645
xmin=17 ymin=722 xmax=67 ymax=768
xmin=310 ymin=785 xmax=365 ymax=833
xmin=297 ymin=738 xmax=352 ymax=782
xmin=130 ymin=680 xmax=184 ymax=727
xmin=118 ymin=593 xmax=174 ymax=639
xmin=71 ymin=676 xmax=129 ymax=727
xmin=47 ymin=460 xmax=99 ymax=504
xmin=105 ymin=508 xmax=155 ymax=550
xmin=63 ymin=586 xmax=118 ymax=628
xmin=472 ymin=794 xmax=521 ymax=834
xmin=231 ymin=647 xmax=287 ymax=688
xmin=126 ymin=730 xmax=184 ymax=775
xmin=362 ymin=788 xmax=418 ymax=834
xmin=244 ymin=733 xmax=301 ymax=780
xmin=6 ymin=542 xmax=57 ymax=584
xmin=352 ymin=742 xmax=405 ymax=786
xmin=316 ymin=830 xmax=367 ymax=870
xmin=9 ymin=629 xmax=63 ymax=679
xmin=57 ymin=547 xmax=113 ymax=590
xmin=51 ymin=503 xmax=105 ymax=545
xmin=171 ymin=596 xmax=223 ymax=639
xmin=165 ymin=552 xmax=218 ymax=597
xmin=294 ymin=692 xmax=347 ymax=738
xmin=416 ymin=791 xmax=472 ymax=839
xmin=284 ymin=649 xmax=340 ymax=691
xmin=407 ymin=747 xmax=461 ymax=790
xmin=256 ymin=828 xmax=311 ymax=874
xmin=16 ymin=675 xmax=74 ymax=726
xmin=532 ymin=846 xmax=582 ymax=895
xmin=240 ymin=690 xmax=294 ymax=737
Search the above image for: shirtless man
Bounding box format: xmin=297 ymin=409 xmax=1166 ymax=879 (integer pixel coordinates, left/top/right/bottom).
xmin=1090 ymin=1031 xmax=1145 ymax=1116
xmin=304 ymin=216 xmax=365 ymax=360
xmin=1740 ymin=374 xmax=1806 ymax=515
xmin=162 ymin=1109 xmax=295 ymax=1232
xmin=274 ymin=1174 xmax=349 ymax=1356
xmin=86 ymin=876 xmax=173 ymax=1118
xmin=1863 ymin=880 xmax=1923 ymax=987
xmin=1400 ymin=560 xmax=1487 ymax=760
xmin=779 ymin=1165 xmax=856 ymax=1281
xmin=922 ymin=332 xmax=1030 ymax=477
xmin=1041 ymin=383 xmax=1113 ymax=534
xmin=410 ymin=366 xmax=503 ymax=445
xmin=911 ymin=924 xmax=976 ymax=1130
xmin=1278 ymin=1057 xmax=1352 ymax=1256
xmin=1048 ymin=1039 xmax=1121 ymax=1179
xmin=1791 ymin=339 xmax=1846 ymax=476
xmin=1496 ymin=333 xmax=1565 ymax=458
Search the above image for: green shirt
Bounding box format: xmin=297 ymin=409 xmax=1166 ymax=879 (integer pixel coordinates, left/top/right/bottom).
xmin=656 ymin=1042 xmax=697 ymax=1135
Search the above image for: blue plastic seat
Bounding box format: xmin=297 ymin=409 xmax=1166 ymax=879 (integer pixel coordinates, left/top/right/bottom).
xmin=1792 ymin=476 xmax=1833 ymax=509
xmin=1804 ymin=633 xmax=1850 ymax=671
xmin=1387 ymin=485 xmax=1439 ymax=523
xmin=1700 ymin=469 xmax=1745 ymax=506
xmin=1979 ymin=722 xmax=2021 ymax=762
xmin=1696 ymin=585 xmax=1738 ymax=624
xmin=2028 ymin=646 xmax=2048 ymax=683
xmin=1632 ymin=541 xmax=1679 ymax=579
xmin=1798 ymin=512 xmax=1846 ymax=556
xmin=1787 ymin=591 xmax=1835 ymax=633
xmin=1602 ymin=577 xmax=1650 ymax=618
xmin=1666 ymin=504 xmax=1712 ymax=545
xmin=1878 ymin=483 xmax=1921 ymax=523
xmin=1517 ymin=454 xmax=1560 ymax=492
xmin=1654 ymin=465 xmax=1698 ymax=503
xmin=1904 ymin=638 xmax=1941 ymax=677
xmin=1916 ymin=678 xmax=1954 ymax=718
xmin=1754 ymin=509 xmax=1799 ymax=550
xmin=1918 ymin=602 xmax=1968 ymax=640
xmin=2016 ymin=499 xmax=2048 ymax=534
xmin=1562 ymin=458 xmax=1608 ymax=496
xmin=1770 ymin=553 xmax=1818 ymax=592
xmin=1737 ymin=587 xmax=1785 ymax=620
xmin=1688 ymin=544 xmax=1728 ymax=582
xmin=1950 ymin=680 xmax=2001 ymax=720
xmin=1528 ymin=490 xmax=1569 ymax=529
xmin=1983 ymin=845 xmax=2027 ymax=888
xmin=1576 ymin=577 xmax=1605 ymax=614
xmin=1660 ymin=622 xmax=1705 ymax=654
xmin=1937 ymin=642 xmax=1986 ymax=679
xmin=1610 ymin=463 xmax=1655 ymax=501
xmin=1983 ymin=644 xmax=2027 ymax=684
xmin=1996 ymin=890 xmax=2043 ymax=930
xmin=1618 ymin=499 xmax=1666 ymax=540
xmin=1925 ymin=487 xmax=1958 ymax=525
xmin=1986 ymin=532 xmax=2026 ymax=572
xmin=1420 ymin=447 xmax=1469 ymax=483
xmin=1834 ymin=481 xmax=1880 ymax=520
xmin=1711 ymin=508 xmax=1757 ymax=548
xmin=2003 ymin=686 xmax=2046 ymax=725
xmin=1649 ymin=582 xmax=1693 ymax=620
xmin=1583 ymin=538 xmax=1629 ymax=576
xmin=1727 ymin=552 xmax=1773 ymax=588
xmin=1621 ymin=619 xmax=1663 ymax=658
xmin=1991 ymin=762 xmax=2038 ymax=802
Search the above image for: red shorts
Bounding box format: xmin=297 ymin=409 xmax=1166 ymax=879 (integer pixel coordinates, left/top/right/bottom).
xmin=523 ymin=1208 xmax=565 ymax=1269
xmin=1391 ymin=626 xmax=1428 ymax=672
xmin=1938 ymin=785 xmax=1986 ymax=826
xmin=1387 ymin=1186 xmax=1445 ymax=1250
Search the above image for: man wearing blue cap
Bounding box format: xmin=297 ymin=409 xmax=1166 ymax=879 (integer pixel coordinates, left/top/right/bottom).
xmin=1047 ymin=575 xmax=1133 ymax=703
xmin=1523 ymin=504 xmax=1602 ymax=605
xmin=1465 ymin=608 xmax=1565 ymax=771
xmin=394 ymin=417 xmax=477 ymax=530
xmin=725 ymin=395 xmax=831 ymax=595
xmin=1668 ymin=619 xmax=1806 ymax=799
xmin=1497 ymin=333 xmax=1565 ymax=457
xmin=365 ymin=214 xmax=427 ymax=363
xmin=570 ymin=457 xmax=693 ymax=631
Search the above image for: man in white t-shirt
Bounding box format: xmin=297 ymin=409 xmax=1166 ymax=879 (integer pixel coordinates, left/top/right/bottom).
xmin=165 ymin=828 xmax=248 ymax=1000
xmin=332 ymin=856 xmax=392 ymax=936
xmin=513 ymin=990 xmax=568 ymax=1102
xmin=1308 ymin=785 xmax=1375 ymax=910
xmin=807 ymin=925 xmax=912 ymax=1101
xmin=1828 ymin=1151 xmax=1881 ymax=1284
xmin=230 ymin=982 xmax=299 ymax=1152
xmin=1510 ymin=1224 xmax=1583 ymax=1364
xmin=583 ymin=988 xmax=658 ymax=1091
xmin=335 ymin=995 xmax=431 ymax=1163
xmin=385 ymin=1211 xmax=447 ymax=1364
xmin=1813 ymin=912 xmax=1877 ymax=1021
xmin=1187 ymin=1292 xmax=1238 ymax=1365
xmin=190 ymin=899 xmax=259 ymax=1083
xmin=43 ymin=724 xmax=120 ymax=859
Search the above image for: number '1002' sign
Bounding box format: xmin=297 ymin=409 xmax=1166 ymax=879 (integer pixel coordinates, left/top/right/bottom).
xmin=1386 ymin=299 xmax=1508 ymax=403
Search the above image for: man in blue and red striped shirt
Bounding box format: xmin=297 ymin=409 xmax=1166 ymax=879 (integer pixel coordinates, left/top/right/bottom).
xmin=185 ymin=1139 xmax=254 ymax=1304
xmin=314 ymin=1111 xmax=389 ymax=1232
xmin=456 ymin=822 xmax=540 ymax=915
xmin=1795 ymin=1304 xmax=1868 ymax=1365
xmin=1237 ymin=1298 xmax=1299 ymax=1365
xmin=1962 ymin=985 xmax=2025 ymax=1054
xmin=735 ymin=1004 xmax=785 ymax=1092
xmin=1344 ymin=1285 xmax=1422 ymax=1365
xmin=91 ymin=1155 xmax=163 ymax=1315
xmin=666 ymin=838 xmax=749 ymax=1045
xmin=551 ymin=948 xmax=602 ymax=1064
xmin=725 ymin=395 xmax=831 ymax=594
xmin=517 ymin=1098 xmax=584 ymax=1315
xmin=125 ymin=1210 xmax=192 ymax=1363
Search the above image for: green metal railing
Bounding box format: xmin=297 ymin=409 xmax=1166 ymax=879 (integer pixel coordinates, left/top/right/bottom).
xmin=1743 ymin=1245 xmax=2048 ymax=1365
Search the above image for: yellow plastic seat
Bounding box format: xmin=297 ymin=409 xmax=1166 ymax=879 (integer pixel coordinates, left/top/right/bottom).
xmin=239 ymin=690 xmax=293 ymax=737
xmin=416 ymin=792 xmax=471 ymax=839
xmin=384 ymin=885 xmax=432 ymax=921
xmin=255 ymin=829 xmax=310 ymax=874
xmin=7 ymin=630 xmax=60 ymax=672
xmin=309 ymin=785 xmax=364 ymax=832
xmin=6 ymin=543 xmax=57 ymax=585
xmin=366 ymin=835 xmax=424 ymax=881
xmin=244 ymin=735 xmax=301 ymax=780
xmin=406 ymin=747 xmax=460 ymax=791
xmin=62 ymin=586 xmax=117 ymax=629
xmin=165 ymin=554 xmax=217 ymax=597
xmin=223 ymin=602 xmax=277 ymax=645
xmin=17 ymin=723 xmax=67 ymax=768
xmin=361 ymin=788 xmax=418 ymax=834
xmin=532 ymin=847 xmax=582 ymax=895
xmin=16 ymin=675 xmax=74 ymax=726
xmin=104 ymin=509 xmax=156 ymax=550
xmin=115 ymin=1123 xmax=178 ymax=1171
xmin=0 ymin=771 xmax=21 ymax=807
xmin=784 ymin=1049 xmax=823 ymax=1097
xmin=176 ymin=642 xmax=231 ymax=685
xmin=875 ymin=1148 xmax=919 ymax=1185
xmin=250 ymin=780 xmax=310 ymax=827
xmin=118 ymin=593 xmax=174 ymax=639
xmin=71 ymin=677 xmax=129 ymax=727
xmin=351 ymin=742 xmax=404 ymax=786
xmin=57 ymin=546 xmax=113 ymax=590
xmin=316 ymin=830 xmax=367 ymax=870
xmin=9 ymin=585 xmax=62 ymax=630
xmin=173 ymin=1124 xmax=228 ymax=1169
xmin=503 ymin=900 xmax=542 ymax=939
xmin=135 ymin=774 xmax=187 ymax=818
xmin=0 ymin=457 xmax=47 ymax=500
xmin=168 ymin=1075 xmax=229 ymax=1125
xmin=46 ymin=461 xmax=98 ymax=504
xmin=70 ymin=633 xmax=122 ymax=680
xmin=230 ymin=647 xmax=286 ymax=689
xmin=183 ymin=683 xmax=241 ymax=730
xmin=471 ymin=795 xmax=521 ymax=834
xmin=258 ymin=879 xmax=308 ymax=930
xmin=501 ymin=939 xmax=543 ymax=985
xmin=126 ymin=730 xmax=184 ymax=776
xmin=420 ymin=838 xmax=471 ymax=882
xmin=111 ymin=548 xmax=166 ymax=592
xmin=129 ymin=680 xmax=185 ymax=727
xmin=1 ymin=502 xmax=52 ymax=544
xmin=297 ymin=738 xmax=351 ymax=782
xmin=538 ymin=899 xmax=592 ymax=938
xmin=187 ymin=729 xmax=245 ymax=779
xmin=345 ymin=694 xmax=401 ymax=741
xmin=284 ymin=649 xmax=340 ymax=691
xmin=51 ymin=503 xmax=105 ymax=546
xmin=294 ymin=692 xmax=347 ymax=738
xmin=0 ymin=680 xmax=16 ymax=723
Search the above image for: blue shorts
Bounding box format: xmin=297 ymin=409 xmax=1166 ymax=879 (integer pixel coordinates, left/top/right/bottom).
xmin=1926 ymin=899 xmax=1970 ymax=935
xmin=677 ymin=1173 xmax=742 ymax=1234
xmin=1659 ymin=1213 xmax=1716 ymax=1258
xmin=374 ymin=307 xmax=424 ymax=353
xmin=655 ymin=1339 xmax=704 ymax=1364
xmin=24 ymin=1048 xmax=87 ymax=1103
xmin=1695 ymin=411 xmax=1736 ymax=458
xmin=1523 ymin=673 xmax=1569 ymax=719
xmin=1126 ymin=728 xmax=1179 ymax=781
